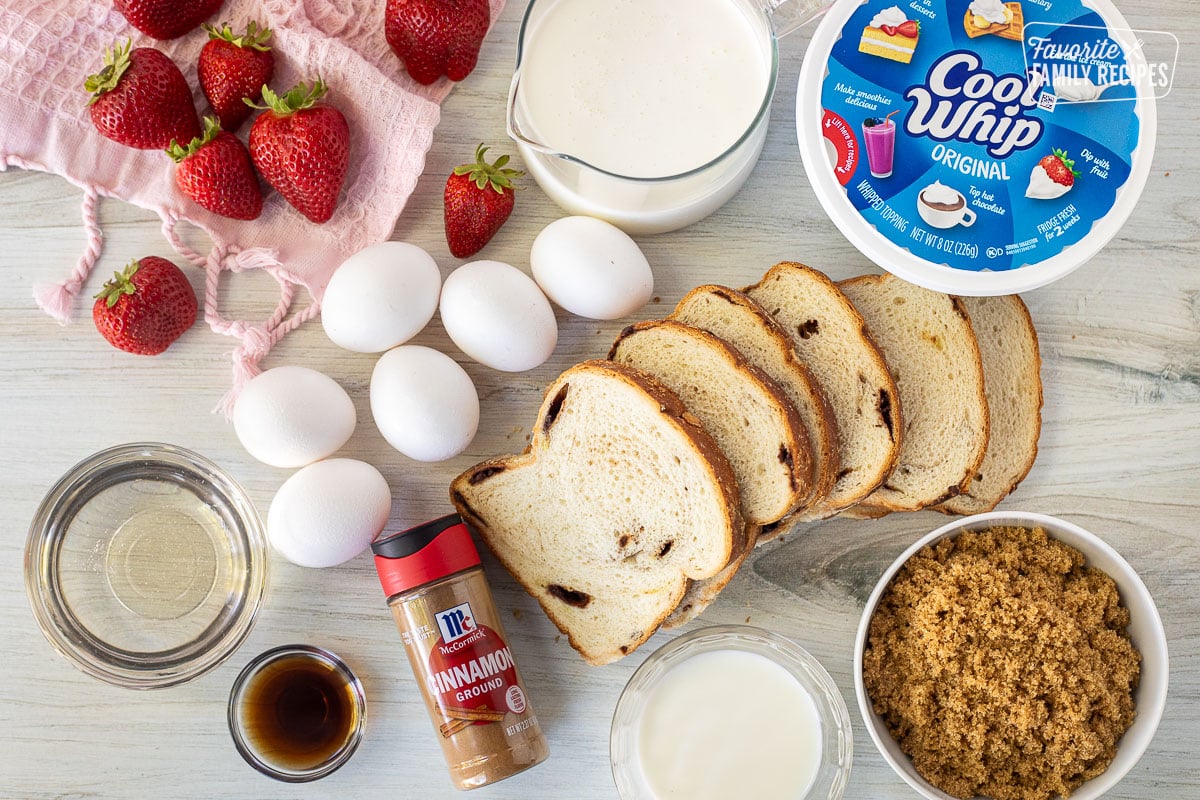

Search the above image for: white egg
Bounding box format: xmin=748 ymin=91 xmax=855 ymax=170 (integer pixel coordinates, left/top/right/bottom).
xmin=268 ymin=458 xmax=392 ymax=568
xmin=531 ymin=216 xmax=653 ymax=320
xmin=370 ymin=345 xmax=480 ymax=462
xmin=233 ymin=366 xmax=356 ymax=468
xmin=321 ymin=241 xmax=442 ymax=353
xmin=439 ymin=260 xmax=558 ymax=372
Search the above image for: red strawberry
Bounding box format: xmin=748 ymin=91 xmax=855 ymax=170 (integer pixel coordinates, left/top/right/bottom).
xmin=85 ymin=41 xmax=201 ymax=150
xmin=114 ymin=0 xmax=225 ymax=40
xmin=248 ymin=80 xmax=350 ymax=224
xmin=443 ymin=143 xmax=523 ymax=259
xmin=384 ymin=0 xmax=491 ymax=85
xmin=198 ymin=21 xmax=275 ymax=132
xmin=1039 ymin=149 xmax=1081 ymax=189
xmin=898 ymin=20 xmax=920 ymax=38
xmin=167 ymin=117 xmax=263 ymax=221
xmin=93 ymin=257 xmax=198 ymax=355
xmin=881 ymin=24 xmax=898 ymax=36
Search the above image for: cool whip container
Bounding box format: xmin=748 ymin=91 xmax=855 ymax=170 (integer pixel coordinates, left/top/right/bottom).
xmin=797 ymin=0 xmax=1156 ymax=295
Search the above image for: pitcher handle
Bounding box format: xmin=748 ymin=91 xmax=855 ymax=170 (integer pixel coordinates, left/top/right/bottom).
xmin=764 ymin=0 xmax=836 ymax=38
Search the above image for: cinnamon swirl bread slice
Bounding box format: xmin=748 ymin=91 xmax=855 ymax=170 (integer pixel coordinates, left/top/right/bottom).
xmin=609 ymin=320 xmax=812 ymax=526
xmin=744 ymin=262 xmax=900 ymax=520
xmin=671 ymin=285 xmax=838 ymax=521
xmin=450 ymin=360 xmax=741 ymax=666
xmin=838 ymin=273 xmax=989 ymax=512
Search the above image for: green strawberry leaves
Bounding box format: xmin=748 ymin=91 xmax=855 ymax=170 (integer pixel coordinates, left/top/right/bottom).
xmin=453 ymin=143 xmax=525 ymax=194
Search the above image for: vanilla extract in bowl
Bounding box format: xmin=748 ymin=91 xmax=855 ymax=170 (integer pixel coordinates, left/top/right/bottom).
xmin=228 ymin=645 xmax=366 ymax=782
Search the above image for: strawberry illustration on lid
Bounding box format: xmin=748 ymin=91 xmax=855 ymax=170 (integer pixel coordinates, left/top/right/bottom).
xmin=1026 ymin=149 xmax=1082 ymax=200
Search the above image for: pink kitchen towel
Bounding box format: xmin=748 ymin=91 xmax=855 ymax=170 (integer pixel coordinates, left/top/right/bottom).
xmin=0 ymin=0 xmax=503 ymax=412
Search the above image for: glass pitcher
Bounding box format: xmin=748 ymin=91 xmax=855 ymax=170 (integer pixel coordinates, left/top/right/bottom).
xmin=506 ymin=0 xmax=834 ymax=235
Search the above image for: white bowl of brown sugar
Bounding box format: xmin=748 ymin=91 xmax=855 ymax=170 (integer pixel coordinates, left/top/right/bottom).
xmin=853 ymin=511 xmax=1168 ymax=800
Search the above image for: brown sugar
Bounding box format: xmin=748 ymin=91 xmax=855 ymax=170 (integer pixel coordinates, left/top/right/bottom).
xmin=862 ymin=525 xmax=1140 ymax=800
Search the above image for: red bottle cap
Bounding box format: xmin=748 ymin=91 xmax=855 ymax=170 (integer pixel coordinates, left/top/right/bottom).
xmin=372 ymin=513 xmax=482 ymax=598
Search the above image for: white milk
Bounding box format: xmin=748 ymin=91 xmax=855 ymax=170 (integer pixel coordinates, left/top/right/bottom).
xmin=636 ymin=649 xmax=823 ymax=799
xmin=517 ymin=0 xmax=770 ymax=178
xmin=510 ymin=0 xmax=774 ymax=233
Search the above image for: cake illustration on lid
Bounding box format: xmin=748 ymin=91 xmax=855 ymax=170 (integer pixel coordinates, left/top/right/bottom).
xmin=964 ymin=0 xmax=1024 ymax=41
xmin=858 ymin=6 xmax=920 ymax=64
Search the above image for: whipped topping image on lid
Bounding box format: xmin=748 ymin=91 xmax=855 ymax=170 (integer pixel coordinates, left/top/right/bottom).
xmin=870 ymin=6 xmax=909 ymax=28
xmin=921 ymin=180 xmax=965 ymax=208
xmin=969 ymin=0 xmax=1010 ymax=25
xmin=797 ymin=0 xmax=1156 ymax=295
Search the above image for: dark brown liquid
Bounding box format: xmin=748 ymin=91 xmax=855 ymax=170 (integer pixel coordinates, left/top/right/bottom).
xmin=239 ymin=654 xmax=358 ymax=771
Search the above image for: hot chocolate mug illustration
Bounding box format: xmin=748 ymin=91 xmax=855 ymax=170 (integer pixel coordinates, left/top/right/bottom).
xmin=916 ymin=181 xmax=976 ymax=229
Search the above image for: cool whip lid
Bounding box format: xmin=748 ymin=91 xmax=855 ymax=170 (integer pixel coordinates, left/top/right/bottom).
xmin=797 ymin=0 xmax=1156 ymax=295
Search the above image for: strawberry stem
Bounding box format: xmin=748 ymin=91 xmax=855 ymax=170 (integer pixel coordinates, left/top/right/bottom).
xmin=1054 ymin=148 xmax=1082 ymax=177
xmin=247 ymin=79 xmax=327 ymax=114
xmin=84 ymin=40 xmax=133 ymax=105
xmin=203 ymin=20 xmax=273 ymax=51
xmin=452 ymin=143 xmax=524 ymax=194
xmin=166 ymin=117 xmax=222 ymax=162
xmin=95 ymin=260 xmax=141 ymax=308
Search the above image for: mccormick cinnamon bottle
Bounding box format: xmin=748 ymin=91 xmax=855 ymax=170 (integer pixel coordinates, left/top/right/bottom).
xmin=372 ymin=514 xmax=549 ymax=789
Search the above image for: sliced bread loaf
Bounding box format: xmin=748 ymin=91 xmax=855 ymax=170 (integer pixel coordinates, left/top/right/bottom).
xmin=609 ymin=319 xmax=812 ymax=526
xmin=450 ymin=360 xmax=742 ymax=666
xmin=937 ymin=294 xmax=1042 ymax=515
xmin=670 ymin=285 xmax=839 ymax=519
xmin=838 ymin=273 xmax=989 ymax=512
xmin=744 ymin=262 xmax=900 ymax=519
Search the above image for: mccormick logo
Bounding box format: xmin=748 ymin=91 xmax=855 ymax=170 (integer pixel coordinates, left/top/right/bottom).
xmin=904 ymin=51 xmax=1044 ymax=158
xmin=436 ymin=602 xmax=477 ymax=643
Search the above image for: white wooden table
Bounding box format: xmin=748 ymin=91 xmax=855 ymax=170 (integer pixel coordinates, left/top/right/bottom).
xmin=1 ymin=1 xmax=1196 ymax=797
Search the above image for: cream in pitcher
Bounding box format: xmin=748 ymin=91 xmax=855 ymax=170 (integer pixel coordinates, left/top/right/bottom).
xmin=515 ymin=0 xmax=769 ymax=178
xmin=507 ymin=0 xmax=833 ymax=233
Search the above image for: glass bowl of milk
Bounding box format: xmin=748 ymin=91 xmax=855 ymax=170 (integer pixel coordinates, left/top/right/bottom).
xmin=507 ymin=0 xmax=833 ymax=234
xmin=611 ymin=625 xmax=853 ymax=799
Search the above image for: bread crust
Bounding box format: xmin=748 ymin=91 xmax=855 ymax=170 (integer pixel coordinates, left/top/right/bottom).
xmin=663 ymin=524 xmax=761 ymax=629
xmin=936 ymin=294 xmax=1043 ymax=515
xmin=450 ymin=360 xmax=743 ymax=665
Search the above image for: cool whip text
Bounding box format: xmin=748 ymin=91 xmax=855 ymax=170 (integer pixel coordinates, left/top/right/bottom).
xmin=905 ymin=52 xmax=1043 ymax=158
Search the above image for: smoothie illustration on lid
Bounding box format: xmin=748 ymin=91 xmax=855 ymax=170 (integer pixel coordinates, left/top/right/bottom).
xmin=797 ymin=0 xmax=1156 ymax=295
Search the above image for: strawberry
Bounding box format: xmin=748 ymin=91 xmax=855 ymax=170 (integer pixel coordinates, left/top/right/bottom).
xmin=198 ymin=21 xmax=275 ymax=131
xmin=384 ymin=0 xmax=491 ymax=85
xmin=898 ymin=20 xmax=920 ymax=38
xmin=247 ymin=80 xmax=350 ymax=224
xmin=881 ymin=24 xmax=898 ymax=36
xmin=1039 ymin=149 xmax=1081 ymax=189
xmin=85 ymin=41 xmax=201 ymax=150
xmin=443 ymin=144 xmax=523 ymax=259
xmin=114 ymin=0 xmax=225 ymax=40
xmin=93 ymin=257 xmax=198 ymax=356
xmin=167 ymin=117 xmax=263 ymax=221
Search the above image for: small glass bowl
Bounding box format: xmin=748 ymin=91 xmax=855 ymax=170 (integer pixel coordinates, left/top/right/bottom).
xmin=228 ymin=644 xmax=367 ymax=782
xmin=611 ymin=625 xmax=853 ymax=799
xmin=24 ymin=442 xmax=268 ymax=689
